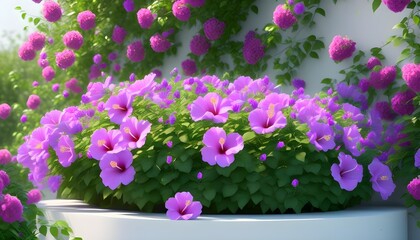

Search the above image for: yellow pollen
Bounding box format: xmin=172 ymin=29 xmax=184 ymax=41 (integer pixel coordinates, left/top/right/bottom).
xmin=112 ymin=104 xmax=121 ymax=110
xmin=110 ymin=161 xmax=118 ymax=168
xmin=347 ymin=136 xmax=353 ymax=141
xmin=185 ymin=200 xmax=191 ymax=206
xmin=324 ymin=135 xmax=331 ymax=141
xmin=36 ymin=143 xmax=43 ymax=149
xmin=210 ymin=97 xmax=217 ymax=105
xmin=60 ymin=146 xmax=68 ymax=153
xmin=242 ymin=86 xmax=249 ymax=93
xmin=380 ymin=175 xmax=388 ymax=181
xmin=267 ymin=104 xmax=275 ymax=118
xmin=97 ymin=139 xmax=106 ymax=147
xmin=124 ymin=127 xmax=131 ymax=134
xmin=219 ymin=138 xmax=225 ymax=146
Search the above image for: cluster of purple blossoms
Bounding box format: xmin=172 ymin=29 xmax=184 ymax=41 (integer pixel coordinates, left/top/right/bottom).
xmin=383 ymin=0 xmax=410 ymax=13
xmin=402 ymin=63 xmax=420 ymax=92
xmin=172 ymin=1 xmax=191 ymax=22
xmin=42 ymin=0 xmax=62 ymax=22
xmin=273 ymin=4 xmax=297 ymax=30
xmin=77 ymin=10 xmax=96 ymax=31
xmin=56 ymin=49 xmax=76 ymax=69
xmin=112 ymin=25 xmax=127 ymax=45
xmin=369 ymin=66 xmax=396 ymax=90
xmin=0 ymin=103 xmax=11 ymax=120
xmin=391 ymin=90 xmax=416 ymax=115
xmin=165 ymin=192 xmax=202 ymax=220
xmin=150 ymin=34 xmax=171 ymax=53
xmin=42 ymin=66 xmax=56 ymax=82
xmin=127 ymin=41 xmax=145 ymax=62
xmin=137 ymin=8 xmax=155 ymax=29
xmin=203 ymin=18 xmax=225 ymax=41
xmin=181 ymin=59 xmax=197 ymax=76
xmin=123 ymin=0 xmax=135 ymax=12
xmin=63 ymin=31 xmax=84 ymax=50
xmin=366 ymin=56 xmax=381 ymax=70
xmin=407 ymin=177 xmax=420 ymax=200
xmin=26 ymin=94 xmax=41 ymax=110
xmin=328 ymin=35 xmax=356 ymax=62
xmin=243 ymin=31 xmax=265 ymax=65
xmin=28 ymin=32 xmax=46 ymax=51
xmin=190 ymin=34 xmax=210 ymax=56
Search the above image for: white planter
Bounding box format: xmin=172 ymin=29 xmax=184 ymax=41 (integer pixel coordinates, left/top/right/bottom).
xmin=38 ymin=199 xmax=407 ymax=240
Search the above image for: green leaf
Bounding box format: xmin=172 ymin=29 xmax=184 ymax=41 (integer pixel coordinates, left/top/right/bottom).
xmin=309 ymin=52 xmax=319 ymax=59
xmin=247 ymin=182 xmax=260 ymax=194
xmin=34 ymin=17 xmax=40 ymax=25
xmin=39 ymin=225 xmax=47 ymax=236
xmin=21 ymin=12 xmax=26 ymax=20
xmin=321 ymin=78 xmax=332 ymax=84
xmin=315 ymin=8 xmax=326 ymax=17
xmin=203 ymin=188 xmax=216 ymax=201
xmin=223 ymin=184 xmax=238 ymax=197
xmin=251 ymin=5 xmax=258 ymax=14
xmin=296 ymin=152 xmax=306 ymax=162
xmin=372 ymin=0 xmax=381 ymax=12
xmin=242 ymin=131 xmax=256 ymax=142
xmin=15 ymin=6 xmax=21 ymax=10
xmin=50 ymin=226 xmax=59 ymax=238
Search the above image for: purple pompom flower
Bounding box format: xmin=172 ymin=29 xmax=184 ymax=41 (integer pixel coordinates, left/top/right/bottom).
xmin=20 ymin=114 xmax=27 ymax=123
xmin=63 ymin=30 xmax=84 ymax=50
xmin=27 ymin=94 xmax=41 ymax=110
xmin=368 ymin=158 xmax=396 ymax=200
xmin=120 ymin=117 xmax=151 ymax=149
xmin=402 ymin=63 xmax=420 ymax=92
xmin=190 ymin=34 xmax=210 ymax=56
xmin=307 ymin=122 xmax=335 ymax=151
xmin=165 ymin=192 xmax=202 ymax=220
xmin=0 ymin=194 xmax=23 ymax=223
xmin=391 ymin=90 xmax=416 ymax=115
xmin=42 ymin=0 xmax=62 ymax=22
xmin=0 ymin=103 xmax=11 ymax=120
xmin=407 ymin=177 xmax=420 ymax=200
xmin=104 ymin=91 xmax=133 ymax=124
xmin=366 ymin=57 xmax=381 ymax=70
xmin=273 ymin=4 xmax=297 ymax=30
xmin=112 ymin=25 xmax=127 ymax=44
xmin=369 ymin=66 xmax=396 ymax=90
xmin=293 ymin=2 xmax=305 ymax=15
xmin=77 ymin=10 xmax=96 ymax=31
xmin=137 ymin=8 xmax=155 ymax=29
xmin=54 ymin=135 xmax=77 ymax=167
xmin=55 ymin=49 xmax=76 ymax=69
xmin=0 ymin=170 xmax=10 ymax=192
xmin=292 ymin=78 xmax=306 ymax=89
xmin=0 ymin=149 xmax=12 ymax=164
xmin=383 ymin=0 xmax=410 ymax=13
xmin=190 ymin=92 xmax=232 ymax=123
xmin=42 ymin=66 xmax=55 ymax=82
xmin=201 ymin=127 xmax=244 ymax=167
xmin=291 ymin=179 xmax=299 ymax=187
xmin=88 ymin=128 xmax=125 ymax=160
xmin=172 ymin=1 xmax=190 ymax=21
xmin=27 ymin=189 xmax=42 ymax=205
xmin=243 ymin=32 xmax=265 ymax=65
xmin=328 ymin=35 xmax=356 ymax=62
xmin=181 ymin=59 xmax=197 ymax=76
xmin=123 ymin=0 xmax=135 ymax=12
xmin=99 ymin=150 xmax=135 ymax=190
xmin=18 ymin=42 xmax=36 ymax=61
xmin=331 ymin=152 xmax=363 ymax=191
xmin=52 ymin=83 xmax=60 ymax=92
xmin=127 ymin=41 xmax=145 ymax=62
xmin=28 ymin=32 xmax=46 ymax=51
xmin=150 ymin=34 xmax=171 ymax=53
xmin=203 ymin=18 xmax=225 ymax=41
xmin=375 ymin=101 xmax=396 ymax=121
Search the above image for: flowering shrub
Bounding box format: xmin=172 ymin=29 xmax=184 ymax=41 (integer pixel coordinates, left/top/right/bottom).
xmin=14 ymin=70 xmax=405 ymax=216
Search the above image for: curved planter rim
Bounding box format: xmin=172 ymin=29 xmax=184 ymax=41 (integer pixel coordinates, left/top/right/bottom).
xmin=38 ymin=199 xmax=407 ymax=240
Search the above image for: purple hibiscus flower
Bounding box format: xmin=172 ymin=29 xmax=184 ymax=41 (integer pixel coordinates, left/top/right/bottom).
xmin=120 ymin=117 xmax=151 ymax=149
xmin=104 ymin=90 xmax=133 ymax=124
xmin=126 ymin=72 xmax=157 ymax=97
xmin=48 ymin=175 xmax=62 ymax=193
xmin=258 ymin=93 xmax=290 ymax=111
xmin=331 ymin=152 xmax=363 ymax=191
xmin=88 ymin=128 xmax=125 ymax=160
xmin=307 ymin=122 xmax=335 ymax=151
xmin=343 ymin=125 xmax=363 ymax=157
xmin=54 ymin=135 xmax=77 ymax=167
xmin=99 ymin=150 xmax=135 ymax=190
xmin=368 ymin=158 xmax=396 ymax=200
xmin=27 ymin=127 xmax=50 ymax=161
xmin=165 ymin=192 xmax=202 ymax=220
xmin=201 ymin=127 xmax=244 ymax=167
xmin=248 ymin=104 xmax=287 ymax=134
xmin=190 ymin=92 xmax=232 ymax=123
xmin=342 ymin=103 xmax=364 ymax=123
